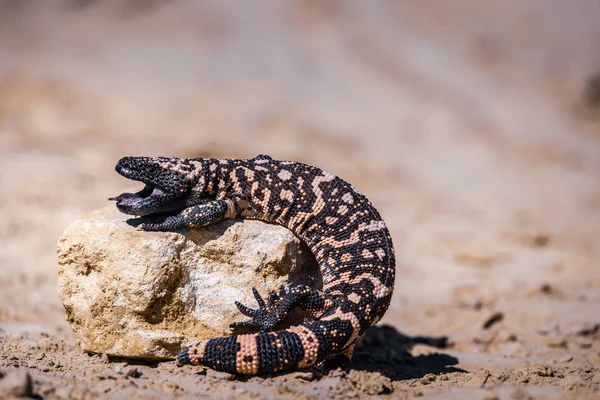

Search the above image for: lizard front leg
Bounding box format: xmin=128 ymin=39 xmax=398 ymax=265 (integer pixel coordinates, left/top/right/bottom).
xmin=138 ymin=199 xmax=234 ymax=231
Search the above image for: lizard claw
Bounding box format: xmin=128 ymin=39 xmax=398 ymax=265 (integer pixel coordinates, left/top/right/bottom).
xmin=229 ymin=320 xmax=259 ymax=330
xmin=252 ymin=287 xmax=266 ymax=308
xmin=137 ymin=222 xmax=162 ymax=231
xmin=234 ymin=301 xmax=256 ymax=317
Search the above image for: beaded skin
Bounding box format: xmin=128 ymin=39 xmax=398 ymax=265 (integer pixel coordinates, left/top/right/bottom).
xmin=111 ymin=154 xmax=396 ymax=375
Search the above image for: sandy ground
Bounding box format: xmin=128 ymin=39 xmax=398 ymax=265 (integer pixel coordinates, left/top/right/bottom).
xmin=1 ymin=1 xmax=599 ymax=399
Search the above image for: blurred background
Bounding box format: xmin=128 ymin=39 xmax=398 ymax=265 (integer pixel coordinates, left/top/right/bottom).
xmin=0 ymin=0 xmax=599 ymax=397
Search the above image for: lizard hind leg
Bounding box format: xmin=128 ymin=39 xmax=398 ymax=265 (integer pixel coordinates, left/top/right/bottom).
xmin=230 ymin=285 xmax=334 ymax=332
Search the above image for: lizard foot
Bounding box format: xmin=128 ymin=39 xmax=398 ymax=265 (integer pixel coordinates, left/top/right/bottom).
xmin=230 ymin=287 xmax=284 ymax=332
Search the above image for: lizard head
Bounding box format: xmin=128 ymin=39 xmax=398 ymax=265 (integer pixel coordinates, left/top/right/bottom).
xmin=109 ymin=156 xmax=195 ymax=216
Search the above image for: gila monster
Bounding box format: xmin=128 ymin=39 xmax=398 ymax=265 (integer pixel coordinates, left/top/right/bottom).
xmin=110 ymin=154 xmax=395 ymax=375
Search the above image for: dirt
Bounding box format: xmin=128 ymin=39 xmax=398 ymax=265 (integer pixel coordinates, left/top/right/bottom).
xmin=1 ymin=1 xmax=599 ymax=399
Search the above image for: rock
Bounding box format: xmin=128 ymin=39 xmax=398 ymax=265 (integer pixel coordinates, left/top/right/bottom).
xmin=125 ymin=367 xmax=142 ymax=378
xmin=571 ymin=322 xmax=599 ymax=337
xmin=346 ymin=370 xmax=392 ymax=395
xmin=57 ymin=207 xmax=319 ymax=360
xmin=0 ymin=369 xmax=33 ymax=398
xmin=289 ymin=371 xmax=316 ymax=381
xmin=206 ymin=369 xmax=236 ymax=381
xmin=275 ymin=370 xmax=316 ymax=382
xmin=419 ymin=373 xmax=437 ymax=385
xmin=482 ymin=311 xmax=504 ymax=330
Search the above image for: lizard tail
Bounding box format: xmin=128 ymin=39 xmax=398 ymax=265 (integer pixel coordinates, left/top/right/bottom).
xmin=177 ymin=322 xmax=334 ymax=375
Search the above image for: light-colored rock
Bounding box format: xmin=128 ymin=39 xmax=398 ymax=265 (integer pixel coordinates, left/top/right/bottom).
xmin=57 ymin=207 xmax=319 ymax=360
xmin=0 ymin=369 xmax=33 ymax=398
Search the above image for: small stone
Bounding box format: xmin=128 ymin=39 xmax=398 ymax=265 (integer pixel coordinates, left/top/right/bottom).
xmin=474 ymin=330 xmax=498 ymax=346
xmin=482 ymin=312 xmax=504 ymax=330
xmin=573 ymin=323 xmax=599 ymax=337
xmin=0 ymin=369 xmax=33 ymax=398
xmin=511 ymin=388 xmax=535 ymax=400
xmin=505 ymin=333 xmax=518 ymax=342
xmin=206 ymin=369 xmax=236 ymax=381
xmin=532 ymin=233 xmax=550 ymax=247
xmin=559 ymin=355 xmax=573 ymax=363
xmin=534 ymin=365 xmax=555 ymax=377
xmin=328 ymin=368 xmax=346 ymax=378
xmin=512 ymin=231 xmax=551 ymax=248
xmin=536 ymin=324 xmax=562 ymax=336
xmin=540 ymin=336 xmax=567 ymax=348
xmin=163 ymin=381 xmax=179 ymax=391
xmin=125 ymin=367 xmax=141 ymax=378
xmin=419 ymin=373 xmax=436 ymax=385
xmin=346 ymin=370 xmax=391 ymax=395
xmin=539 ymin=284 xmax=555 ymax=295
xmin=288 ymin=371 xmax=315 ymax=381
xmin=454 ymin=252 xmax=504 ymax=268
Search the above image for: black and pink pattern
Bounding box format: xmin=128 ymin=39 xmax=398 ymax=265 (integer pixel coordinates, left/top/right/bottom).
xmin=111 ymin=154 xmax=396 ymax=374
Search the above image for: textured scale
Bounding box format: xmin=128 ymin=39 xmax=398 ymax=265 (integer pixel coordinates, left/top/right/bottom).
xmin=111 ymin=154 xmax=396 ymax=375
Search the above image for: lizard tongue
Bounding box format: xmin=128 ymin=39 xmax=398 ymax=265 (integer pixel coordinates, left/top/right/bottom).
xmin=108 ymin=192 xmax=143 ymax=206
xmin=109 ymin=192 xmax=137 ymax=201
xmin=109 ymin=184 xmax=155 ymax=203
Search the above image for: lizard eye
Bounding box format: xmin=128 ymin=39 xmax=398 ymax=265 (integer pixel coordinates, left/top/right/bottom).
xmin=147 ymin=166 xmax=160 ymax=176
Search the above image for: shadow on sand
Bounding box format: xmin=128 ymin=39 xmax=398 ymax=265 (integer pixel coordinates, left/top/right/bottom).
xmin=345 ymin=324 xmax=466 ymax=381
xmin=123 ymin=216 xmax=463 ymax=382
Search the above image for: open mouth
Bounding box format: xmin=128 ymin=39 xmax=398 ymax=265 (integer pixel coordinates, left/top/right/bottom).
xmin=108 ymin=184 xmax=165 ymax=207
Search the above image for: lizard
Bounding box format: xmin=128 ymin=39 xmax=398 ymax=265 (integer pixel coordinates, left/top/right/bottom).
xmin=109 ymin=154 xmax=396 ymax=375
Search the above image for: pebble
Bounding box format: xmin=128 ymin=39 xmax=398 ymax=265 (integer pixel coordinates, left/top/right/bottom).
xmin=574 ymin=323 xmax=599 ymax=337
xmin=540 ymin=336 xmax=567 ymax=348
xmin=502 ymin=332 xmax=518 ymax=342
xmin=539 ymin=283 xmax=556 ymax=295
xmin=420 ymin=373 xmax=436 ymax=385
xmin=558 ymin=355 xmax=573 ymax=363
xmin=289 ymin=371 xmax=315 ymax=381
xmin=531 ymin=233 xmax=550 ymax=247
xmin=206 ymin=369 xmax=236 ymax=381
xmin=126 ymin=367 xmax=142 ymax=378
xmin=0 ymin=369 xmax=33 ymax=398
xmin=328 ymin=368 xmax=347 ymax=378
xmin=482 ymin=312 xmax=504 ymax=330
xmin=483 ymin=395 xmax=500 ymax=400
xmin=534 ymin=365 xmax=555 ymax=377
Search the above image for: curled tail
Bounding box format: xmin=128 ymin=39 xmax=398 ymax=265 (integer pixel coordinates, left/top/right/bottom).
xmin=177 ymin=318 xmax=357 ymax=375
